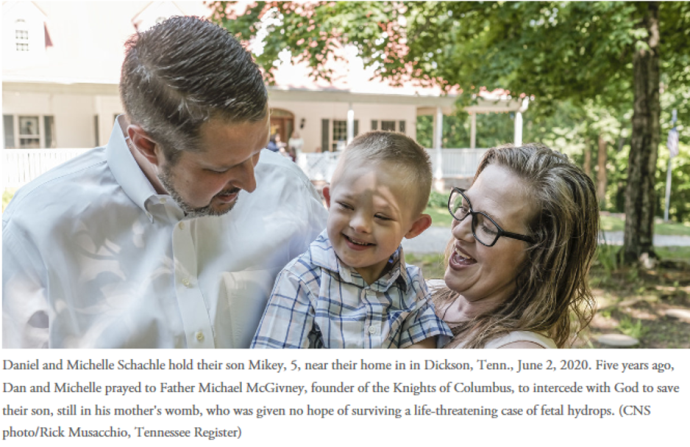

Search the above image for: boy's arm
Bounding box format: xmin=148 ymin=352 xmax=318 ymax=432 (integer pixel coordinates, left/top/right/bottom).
xmin=251 ymin=268 xmax=316 ymax=349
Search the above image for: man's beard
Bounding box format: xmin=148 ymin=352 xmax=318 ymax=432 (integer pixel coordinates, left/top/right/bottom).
xmin=158 ymin=164 xmax=239 ymax=219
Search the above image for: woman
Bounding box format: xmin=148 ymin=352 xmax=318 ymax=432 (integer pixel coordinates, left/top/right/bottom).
xmin=434 ymin=143 xmax=599 ymax=349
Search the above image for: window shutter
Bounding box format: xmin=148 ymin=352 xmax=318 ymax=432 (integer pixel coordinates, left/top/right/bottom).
xmin=44 ymin=116 xmax=55 ymax=148
xmin=399 ymin=120 xmax=406 ymax=134
xmin=321 ymin=119 xmax=329 ymax=152
xmin=371 ymin=120 xmax=378 ymax=131
xmin=354 ymin=120 xmax=359 ymax=136
xmin=3 ymin=115 xmax=15 ymax=148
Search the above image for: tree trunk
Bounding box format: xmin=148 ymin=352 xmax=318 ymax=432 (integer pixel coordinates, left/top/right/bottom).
xmin=583 ymin=138 xmax=592 ymax=177
xmin=596 ymin=134 xmax=607 ymax=207
xmin=623 ymin=2 xmax=660 ymax=264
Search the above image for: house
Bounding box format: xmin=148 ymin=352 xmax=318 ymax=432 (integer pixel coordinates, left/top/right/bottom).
xmin=2 ymin=1 xmax=530 ymax=188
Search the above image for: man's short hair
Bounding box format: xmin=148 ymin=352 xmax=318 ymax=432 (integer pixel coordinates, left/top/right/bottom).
xmin=337 ymin=131 xmax=432 ymax=215
xmin=120 ymin=16 xmax=267 ymax=163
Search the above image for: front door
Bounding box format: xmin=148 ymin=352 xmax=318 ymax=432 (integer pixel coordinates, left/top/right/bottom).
xmin=269 ymin=109 xmax=294 ymax=144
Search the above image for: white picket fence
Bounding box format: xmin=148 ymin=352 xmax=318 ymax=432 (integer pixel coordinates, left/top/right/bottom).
xmin=3 ymin=148 xmax=489 ymax=188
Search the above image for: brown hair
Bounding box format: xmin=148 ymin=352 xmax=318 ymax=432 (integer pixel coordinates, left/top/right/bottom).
xmin=333 ymin=131 xmax=432 ymax=215
xmin=120 ymin=16 xmax=267 ymax=164
xmin=435 ymin=143 xmax=599 ymax=348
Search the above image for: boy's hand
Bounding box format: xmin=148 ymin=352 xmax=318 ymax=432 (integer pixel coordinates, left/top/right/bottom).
xmin=406 ymin=336 xmax=436 ymax=349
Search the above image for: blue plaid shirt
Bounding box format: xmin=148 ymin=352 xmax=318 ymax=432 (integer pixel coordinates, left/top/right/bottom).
xmin=251 ymin=231 xmax=452 ymax=349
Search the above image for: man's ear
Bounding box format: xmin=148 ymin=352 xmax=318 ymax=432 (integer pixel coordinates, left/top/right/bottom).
xmin=322 ymin=185 xmax=331 ymax=209
xmin=405 ymin=213 xmax=432 ymax=239
xmin=127 ymin=124 xmax=161 ymax=165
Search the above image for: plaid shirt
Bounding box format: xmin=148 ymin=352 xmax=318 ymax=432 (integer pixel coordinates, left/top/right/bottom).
xmin=251 ymin=231 xmax=451 ymax=349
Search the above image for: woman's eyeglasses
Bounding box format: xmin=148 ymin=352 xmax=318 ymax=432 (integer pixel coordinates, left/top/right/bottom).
xmin=447 ymin=187 xmax=536 ymax=247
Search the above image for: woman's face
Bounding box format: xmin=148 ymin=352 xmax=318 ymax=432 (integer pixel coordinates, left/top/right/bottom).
xmin=444 ymin=164 xmax=537 ymax=305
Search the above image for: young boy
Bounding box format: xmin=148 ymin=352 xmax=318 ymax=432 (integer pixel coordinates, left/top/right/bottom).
xmin=251 ymin=131 xmax=451 ymax=349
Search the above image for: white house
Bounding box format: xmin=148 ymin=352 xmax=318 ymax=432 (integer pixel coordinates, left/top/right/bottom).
xmin=2 ymin=1 xmax=529 ymax=188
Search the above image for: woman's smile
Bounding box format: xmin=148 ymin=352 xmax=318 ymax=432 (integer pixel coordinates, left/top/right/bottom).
xmin=448 ymin=242 xmax=477 ymax=269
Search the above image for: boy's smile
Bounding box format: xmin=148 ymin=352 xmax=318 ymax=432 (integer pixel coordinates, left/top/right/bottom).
xmin=323 ymin=160 xmax=431 ymax=285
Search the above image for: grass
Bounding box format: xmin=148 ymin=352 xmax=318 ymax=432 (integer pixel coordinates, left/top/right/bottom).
xmin=597 ymin=214 xmax=690 ymax=236
xmin=617 ymin=316 xmax=650 ymax=340
xmin=424 ymin=206 xmax=453 ymax=227
xmin=406 ymin=253 xmax=446 ymax=279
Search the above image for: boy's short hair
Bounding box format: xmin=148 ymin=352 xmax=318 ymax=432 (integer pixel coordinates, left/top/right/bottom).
xmin=335 ymin=131 xmax=432 ymax=215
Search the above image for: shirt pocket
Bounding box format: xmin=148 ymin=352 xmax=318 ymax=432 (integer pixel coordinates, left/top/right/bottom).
xmin=220 ymin=268 xmax=282 ymax=348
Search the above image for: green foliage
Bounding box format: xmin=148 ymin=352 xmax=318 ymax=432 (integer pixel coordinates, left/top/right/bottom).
xmin=595 ymin=241 xmax=621 ymax=277
xmin=427 ymin=190 xmax=448 ymax=208
xmin=2 ymin=188 xmax=16 ymax=213
xmin=617 ymin=316 xmax=649 ymax=340
xmin=417 ymin=111 xmax=515 ymax=149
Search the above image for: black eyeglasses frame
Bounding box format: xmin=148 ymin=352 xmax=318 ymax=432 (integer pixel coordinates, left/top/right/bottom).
xmin=447 ymin=187 xmax=536 ymax=247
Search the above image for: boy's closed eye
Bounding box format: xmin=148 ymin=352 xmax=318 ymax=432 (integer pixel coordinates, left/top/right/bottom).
xmin=374 ymin=214 xmax=392 ymax=221
xmin=336 ymin=201 xmax=353 ymax=210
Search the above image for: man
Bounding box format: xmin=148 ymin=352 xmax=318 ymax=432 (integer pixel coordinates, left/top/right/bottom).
xmin=2 ymin=16 xmax=327 ymax=348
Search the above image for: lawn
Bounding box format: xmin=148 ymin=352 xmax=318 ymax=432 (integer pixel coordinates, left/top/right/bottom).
xmin=406 ymin=251 xmax=690 ymax=349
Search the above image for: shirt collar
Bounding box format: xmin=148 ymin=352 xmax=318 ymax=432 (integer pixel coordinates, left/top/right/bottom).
xmin=310 ymin=230 xmax=410 ymax=292
xmin=106 ymin=116 xmax=161 ymax=219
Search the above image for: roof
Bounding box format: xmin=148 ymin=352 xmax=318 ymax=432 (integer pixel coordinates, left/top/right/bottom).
xmin=2 ymin=1 xmax=528 ymax=112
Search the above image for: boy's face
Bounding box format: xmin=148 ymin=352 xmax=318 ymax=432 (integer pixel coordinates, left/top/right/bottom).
xmin=324 ymin=159 xmax=431 ymax=284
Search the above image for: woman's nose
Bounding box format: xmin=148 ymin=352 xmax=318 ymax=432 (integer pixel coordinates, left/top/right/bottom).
xmin=451 ymin=215 xmax=474 ymax=242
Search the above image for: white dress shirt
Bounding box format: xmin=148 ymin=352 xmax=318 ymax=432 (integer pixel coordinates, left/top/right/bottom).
xmin=2 ymin=120 xmax=327 ymax=348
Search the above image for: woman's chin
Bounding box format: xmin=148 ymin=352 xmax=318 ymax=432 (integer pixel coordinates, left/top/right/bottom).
xmin=444 ymin=267 xmax=465 ymax=293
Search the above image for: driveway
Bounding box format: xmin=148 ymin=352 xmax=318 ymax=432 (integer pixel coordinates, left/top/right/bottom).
xmin=402 ymin=227 xmax=690 ymax=254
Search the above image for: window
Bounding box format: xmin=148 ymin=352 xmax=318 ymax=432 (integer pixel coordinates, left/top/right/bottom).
xmin=3 ymin=115 xmax=56 ymax=148
xmin=15 ymin=19 xmax=29 ymax=52
xmin=332 ymin=120 xmax=347 ymax=150
xmin=381 ymin=120 xmax=396 ymax=131
xmin=19 ymin=116 xmax=40 ymax=148
xmin=332 ymin=120 xmax=359 ymax=151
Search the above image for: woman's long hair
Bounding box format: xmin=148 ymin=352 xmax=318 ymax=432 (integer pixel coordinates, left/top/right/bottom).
xmin=436 ymin=143 xmax=599 ymax=348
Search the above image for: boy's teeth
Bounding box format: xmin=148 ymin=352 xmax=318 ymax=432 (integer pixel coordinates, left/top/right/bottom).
xmin=346 ymin=235 xmax=370 ymax=246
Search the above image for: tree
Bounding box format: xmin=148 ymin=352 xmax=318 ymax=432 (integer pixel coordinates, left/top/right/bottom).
xmin=210 ymin=1 xmax=690 ymax=264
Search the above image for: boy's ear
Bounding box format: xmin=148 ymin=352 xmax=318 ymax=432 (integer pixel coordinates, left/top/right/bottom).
xmin=405 ymin=213 xmax=432 ymax=239
xmin=322 ymin=185 xmax=331 ymax=209
xmin=128 ymin=124 xmax=162 ymax=166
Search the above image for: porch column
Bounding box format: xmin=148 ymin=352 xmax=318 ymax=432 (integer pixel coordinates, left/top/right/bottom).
xmin=470 ymin=112 xmax=477 ymax=149
xmin=433 ymin=106 xmax=444 ymax=190
xmin=514 ymin=111 xmax=523 ymax=147
xmin=514 ymin=97 xmax=529 ymax=147
xmin=347 ymin=103 xmax=354 ymax=144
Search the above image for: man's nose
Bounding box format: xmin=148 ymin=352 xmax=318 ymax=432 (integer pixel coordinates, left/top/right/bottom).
xmin=234 ymin=158 xmax=257 ymax=193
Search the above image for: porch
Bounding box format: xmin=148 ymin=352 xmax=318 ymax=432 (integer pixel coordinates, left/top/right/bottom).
xmin=2 ymin=147 xmax=490 ymax=189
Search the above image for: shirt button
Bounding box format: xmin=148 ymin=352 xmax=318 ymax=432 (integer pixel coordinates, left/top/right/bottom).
xmin=182 ymin=278 xmax=192 ymax=288
xmin=178 ymin=222 xmax=185 ymax=230
xmin=368 ymin=326 xmax=379 ymax=335
xmin=196 ymin=332 xmax=204 ymax=342
xmin=159 ymin=197 xmax=167 ymax=204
